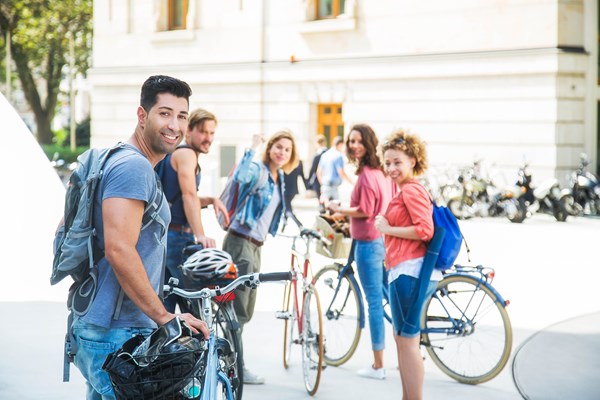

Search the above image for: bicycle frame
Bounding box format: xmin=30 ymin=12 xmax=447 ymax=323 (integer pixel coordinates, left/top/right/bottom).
xmin=201 ymin=295 xmax=235 ymax=400
xmin=325 ymin=261 xmax=367 ymax=329
xmin=422 ymin=265 xmax=509 ymax=337
xmin=289 ymin=235 xmax=316 ymax=334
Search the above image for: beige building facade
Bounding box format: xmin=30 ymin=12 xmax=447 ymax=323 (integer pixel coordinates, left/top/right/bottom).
xmin=90 ymin=0 xmax=599 ymax=193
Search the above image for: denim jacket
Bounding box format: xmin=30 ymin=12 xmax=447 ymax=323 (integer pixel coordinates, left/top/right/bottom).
xmin=232 ymin=148 xmax=286 ymax=236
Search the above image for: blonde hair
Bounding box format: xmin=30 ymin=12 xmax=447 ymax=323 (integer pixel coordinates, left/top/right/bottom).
xmin=188 ymin=108 xmax=217 ymax=131
xmin=262 ymin=129 xmax=299 ymax=174
xmin=380 ymin=128 xmax=428 ymax=176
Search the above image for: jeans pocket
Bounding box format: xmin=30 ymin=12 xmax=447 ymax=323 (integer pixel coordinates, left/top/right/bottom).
xmin=75 ymin=337 xmax=116 ymax=396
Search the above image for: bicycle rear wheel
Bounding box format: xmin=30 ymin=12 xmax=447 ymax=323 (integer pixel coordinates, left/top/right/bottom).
xmin=313 ymin=264 xmax=362 ymax=366
xmin=282 ymin=281 xmax=298 ymax=369
xmin=421 ymin=275 xmax=512 ymax=384
xmin=213 ymin=302 xmax=243 ymax=400
xmin=301 ymin=285 xmax=323 ymax=396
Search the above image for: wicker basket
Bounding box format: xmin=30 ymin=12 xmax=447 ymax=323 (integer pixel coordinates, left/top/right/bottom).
xmin=313 ymin=216 xmax=352 ymax=259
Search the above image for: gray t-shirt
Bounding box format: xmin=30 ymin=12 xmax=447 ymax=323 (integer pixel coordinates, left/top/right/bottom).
xmin=82 ymin=144 xmax=170 ymax=329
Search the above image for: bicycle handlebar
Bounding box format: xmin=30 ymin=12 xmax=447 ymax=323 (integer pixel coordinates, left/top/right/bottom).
xmin=299 ymin=227 xmax=332 ymax=247
xmin=164 ymin=271 xmax=293 ymax=300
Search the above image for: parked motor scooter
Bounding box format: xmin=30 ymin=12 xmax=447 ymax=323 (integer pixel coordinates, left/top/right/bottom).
xmin=560 ymin=153 xmax=600 ymax=216
xmin=447 ymin=161 xmax=503 ymax=219
xmin=514 ymin=163 xmax=568 ymax=222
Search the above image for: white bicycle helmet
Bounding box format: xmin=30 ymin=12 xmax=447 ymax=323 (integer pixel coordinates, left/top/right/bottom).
xmin=180 ymin=248 xmax=237 ymax=281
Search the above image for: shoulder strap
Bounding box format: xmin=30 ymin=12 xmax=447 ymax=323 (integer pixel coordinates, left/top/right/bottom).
xmin=141 ymin=172 xmax=165 ymax=231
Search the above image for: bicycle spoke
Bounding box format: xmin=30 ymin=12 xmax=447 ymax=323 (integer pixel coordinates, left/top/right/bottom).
xmin=421 ymin=275 xmax=512 ymax=384
xmin=313 ymin=265 xmax=362 ymax=366
xmin=301 ymin=287 xmax=323 ymax=395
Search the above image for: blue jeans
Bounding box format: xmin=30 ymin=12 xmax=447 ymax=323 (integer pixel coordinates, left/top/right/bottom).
xmin=164 ymin=229 xmax=195 ymax=312
xmin=355 ymin=238 xmax=386 ymax=351
xmin=389 ymin=275 xmax=437 ymax=338
xmin=72 ymin=318 xmax=154 ymax=400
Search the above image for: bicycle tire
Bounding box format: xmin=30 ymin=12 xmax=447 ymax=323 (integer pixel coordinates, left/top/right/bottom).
xmin=421 ymin=274 xmax=512 ymax=384
xmin=282 ymin=281 xmax=297 ymax=369
xmin=313 ymin=264 xmax=362 ymax=366
xmin=213 ymin=302 xmax=244 ymax=400
xmin=301 ymin=285 xmax=323 ymax=396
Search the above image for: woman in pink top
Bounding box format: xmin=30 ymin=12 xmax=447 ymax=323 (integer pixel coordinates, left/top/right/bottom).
xmin=374 ymin=129 xmax=438 ymax=400
xmin=327 ymin=124 xmax=392 ymax=380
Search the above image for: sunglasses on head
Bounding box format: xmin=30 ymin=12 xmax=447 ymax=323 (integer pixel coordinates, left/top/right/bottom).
xmin=384 ymin=137 xmax=404 ymax=146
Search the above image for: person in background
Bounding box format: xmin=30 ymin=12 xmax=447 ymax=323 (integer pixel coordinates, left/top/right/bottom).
xmin=282 ymin=159 xmax=307 ymax=229
xmin=326 ymin=124 xmax=393 ymax=380
xmin=307 ymin=134 xmax=328 ymax=199
xmin=317 ymin=135 xmax=353 ymax=204
xmin=156 ymin=108 xmax=228 ymax=313
xmin=375 ymin=129 xmax=439 ymax=400
xmin=222 ymin=130 xmax=299 ymax=384
xmin=70 ymin=75 xmax=209 ymax=400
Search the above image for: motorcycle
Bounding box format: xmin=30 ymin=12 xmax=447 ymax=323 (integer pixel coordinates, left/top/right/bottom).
xmin=560 ymin=153 xmax=600 ymax=216
xmin=513 ymin=163 xmax=568 ymax=222
xmin=446 ymin=161 xmax=523 ymax=220
xmin=446 ymin=164 xmax=492 ymax=219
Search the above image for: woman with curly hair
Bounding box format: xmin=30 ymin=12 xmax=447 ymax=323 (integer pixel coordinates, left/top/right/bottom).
xmin=327 ymin=123 xmax=393 ymax=380
xmin=375 ymin=129 xmax=438 ymax=400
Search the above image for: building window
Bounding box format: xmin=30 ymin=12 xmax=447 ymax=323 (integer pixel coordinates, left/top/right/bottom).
xmin=168 ymin=0 xmax=188 ymax=30
xmin=318 ymin=103 xmax=344 ymax=145
xmin=317 ymin=0 xmax=346 ymax=20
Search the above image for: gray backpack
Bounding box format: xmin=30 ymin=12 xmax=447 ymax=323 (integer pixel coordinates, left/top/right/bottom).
xmin=51 ymin=142 xmax=164 ymax=381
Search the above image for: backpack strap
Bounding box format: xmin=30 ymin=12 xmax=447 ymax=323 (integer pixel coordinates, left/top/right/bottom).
xmin=399 ymin=181 xmax=471 ymax=264
xmin=141 ymin=173 xmax=165 ymax=231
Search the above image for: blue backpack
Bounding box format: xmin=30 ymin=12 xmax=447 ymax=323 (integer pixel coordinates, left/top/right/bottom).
xmin=217 ymin=163 xmax=268 ymax=230
xmin=431 ymin=201 xmax=464 ymax=270
xmin=401 ymin=182 xmax=467 ymax=271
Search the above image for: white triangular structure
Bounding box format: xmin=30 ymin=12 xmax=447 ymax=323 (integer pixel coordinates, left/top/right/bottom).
xmin=0 ymin=91 xmax=69 ymax=301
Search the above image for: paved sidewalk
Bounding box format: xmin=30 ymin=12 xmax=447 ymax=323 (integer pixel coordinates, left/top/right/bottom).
xmin=2 ymin=206 xmax=599 ymax=399
xmin=0 ymin=302 xmax=520 ymax=400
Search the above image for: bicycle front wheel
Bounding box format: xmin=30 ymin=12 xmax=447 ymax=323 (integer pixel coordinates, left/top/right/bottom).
xmin=282 ymin=281 xmax=298 ymax=369
xmin=313 ymin=264 xmax=362 ymax=366
xmin=301 ymin=285 xmax=323 ymax=396
xmin=421 ymin=275 xmax=513 ymax=384
xmin=213 ymin=302 xmax=243 ymax=400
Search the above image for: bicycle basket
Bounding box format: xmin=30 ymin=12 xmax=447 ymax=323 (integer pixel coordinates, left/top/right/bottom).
xmin=313 ymin=215 xmax=352 ymax=259
xmin=103 ymin=317 xmax=205 ymax=400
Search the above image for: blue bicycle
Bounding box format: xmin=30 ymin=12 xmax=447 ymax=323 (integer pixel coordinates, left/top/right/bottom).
xmin=314 ymin=258 xmax=512 ymax=384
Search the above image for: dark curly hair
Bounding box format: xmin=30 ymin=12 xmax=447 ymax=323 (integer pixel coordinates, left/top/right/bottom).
xmin=380 ymin=128 xmax=428 ymax=176
xmin=346 ymin=124 xmax=383 ymax=174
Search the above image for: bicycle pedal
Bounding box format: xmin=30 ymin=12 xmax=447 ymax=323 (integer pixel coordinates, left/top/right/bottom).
xmin=275 ymin=311 xmax=292 ymax=320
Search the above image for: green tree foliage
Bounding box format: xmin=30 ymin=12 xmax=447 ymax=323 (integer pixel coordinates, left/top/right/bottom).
xmin=0 ymin=0 xmax=92 ymax=144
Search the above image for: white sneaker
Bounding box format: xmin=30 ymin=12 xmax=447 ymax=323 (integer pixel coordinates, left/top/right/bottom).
xmin=357 ymin=366 xmax=386 ymax=380
xmin=243 ymin=368 xmax=265 ymax=385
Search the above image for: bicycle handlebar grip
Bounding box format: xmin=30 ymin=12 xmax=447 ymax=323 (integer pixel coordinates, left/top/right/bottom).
xmin=300 ymin=227 xmax=332 ymax=245
xmin=259 ymin=271 xmax=293 ymax=282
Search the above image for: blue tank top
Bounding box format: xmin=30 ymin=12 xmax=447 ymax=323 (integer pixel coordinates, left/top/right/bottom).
xmin=159 ymin=146 xmax=201 ymax=226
